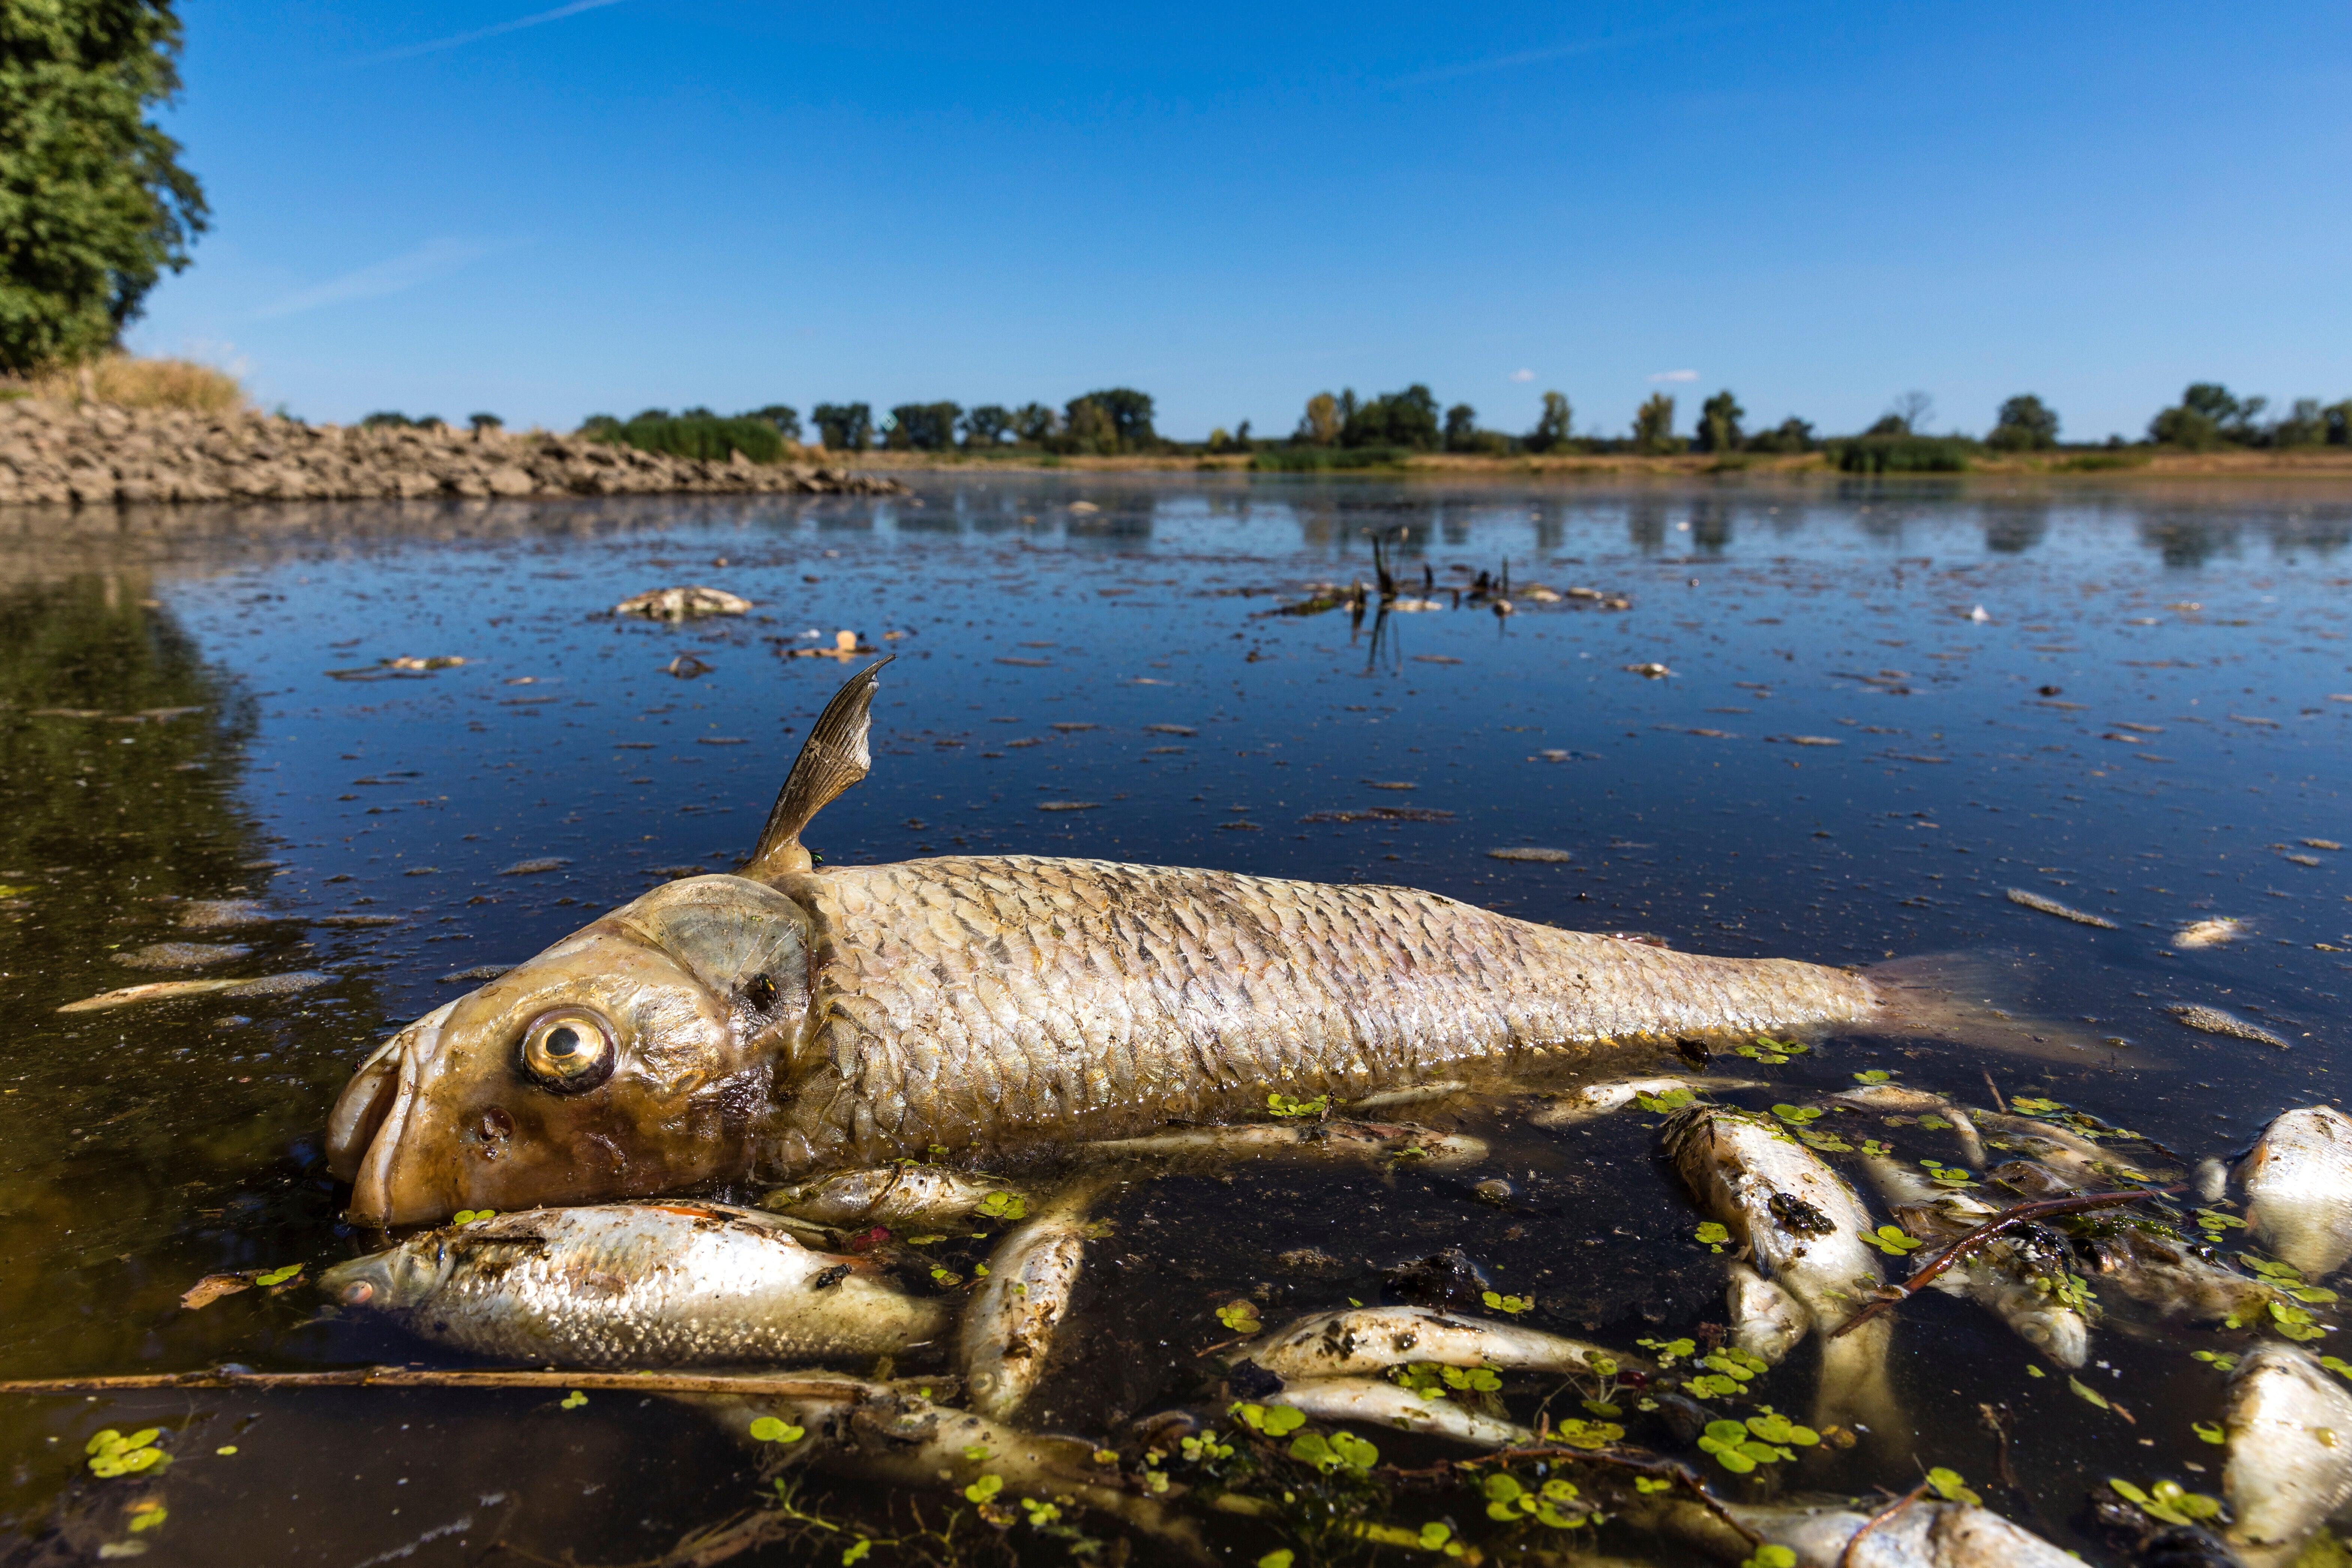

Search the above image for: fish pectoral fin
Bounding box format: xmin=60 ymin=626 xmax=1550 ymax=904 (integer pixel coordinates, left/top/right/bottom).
xmin=742 ymin=656 xmax=893 ymax=878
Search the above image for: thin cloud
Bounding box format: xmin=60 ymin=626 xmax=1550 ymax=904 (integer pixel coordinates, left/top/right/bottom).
xmin=360 ymin=0 xmax=628 ymax=64
xmin=252 ymin=238 xmax=508 ymax=320
xmin=1648 ymin=369 xmax=1700 ymax=383
xmin=1509 ymin=368 xmax=1536 ymax=383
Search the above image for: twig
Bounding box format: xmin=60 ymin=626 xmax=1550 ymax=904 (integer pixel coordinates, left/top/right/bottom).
xmin=1840 ymin=1482 xmax=1930 ymax=1568
xmin=1981 ymin=1069 xmax=2007 ymax=1114
xmin=0 ymin=1366 xmax=877 ymax=1400
xmin=1832 ymin=1186 xmax=2177 ymax=1339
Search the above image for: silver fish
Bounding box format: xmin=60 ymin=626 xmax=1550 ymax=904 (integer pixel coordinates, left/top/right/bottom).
xmin=1525 ymin=1075 xmax=1763 ymax=1128
xmin=1859 ymin=1154 xmax=2090 ymax=1367
xmin=2242 ymin=1106 xmax=2352 ymax=1280
xmin=1636 ymin=1493 xmax=2078 ymax=1567
xmin=319 ymin=1200 xmax=946 ymax=1367
xmin=763 ymin=1164 xmax=1022 ymax=1229
xmin=1724 ymin=1259 xmax=1810 ymax=1365
xmin=1265 ymin=1376 xmax=1533 ymax=1448
xmin=961 ymin=1182 xmax=1102 ymax=1421
xmin=327 ymin=660 xmax=2003 ymax=1226
xmin=1833 ymin=1085 xmax=1986 ymax=1167
xmin=1237 ymin=1304 xmax=1627 ymax=1381
xmin=2223 ymin=1345 xmax=2352 ymax=1568
xmin=1664 ymin=1104 xmax=1904 ymax=1450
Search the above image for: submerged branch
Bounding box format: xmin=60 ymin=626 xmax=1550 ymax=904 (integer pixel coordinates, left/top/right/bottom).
xmin=0 ymin=1365 xmax=878 ymax=1400
xmin=1832 ymin=1186 xmax=2178 ymax=1339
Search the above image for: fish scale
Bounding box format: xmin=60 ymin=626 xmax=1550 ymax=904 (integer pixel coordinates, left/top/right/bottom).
xmin=764 ymin=855 xmax=1876 ymax=1170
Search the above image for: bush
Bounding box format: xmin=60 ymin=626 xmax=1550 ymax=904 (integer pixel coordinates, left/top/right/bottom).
xmin=1745 ymin=417 xmax=1816 ymax=454
xmin=1252 ymin=446 xmax=1406 ymax=471
xmin=1834 ymin=435 xmax=1975 ymax=473
xmin=588 ymin=411 xmax=784 ymax=464
xmin=21 ymin=353 xmax=243 ymax=413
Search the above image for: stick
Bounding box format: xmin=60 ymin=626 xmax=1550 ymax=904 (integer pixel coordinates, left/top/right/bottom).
xmin=1832 ymin=1186 xmax=2177 ymax=1339
xmin=1840 ymin=1482 xmax=1930 ymax=1568
xmin=0 ymin=1366 xmax=879 ymax=1400
xmin=1980 ymin=1069 xmax=2007 ymax=1114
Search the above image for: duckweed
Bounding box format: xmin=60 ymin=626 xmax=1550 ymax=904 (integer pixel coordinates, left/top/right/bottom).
xmin=2012 ymin=1096 xmax=2063 ymax=1114
xmin=1288 ymin=1429 xmax=1378 ymax=1475
xmin=253 ymin=1262 xmax=303 ymax=1288
xmin=560 ymin=1391 xmax=587 ymax=1410
xmin=1861 ymin=1224 xmax=1924 ymax=1256
xmin=974 ymin=1192 xmax=1027 ymax=1222
xmin=963 ymin=1474 xmax=1002 ymax=1503
xmin=1636 ymin=1086 xmax=1696 ymax=1113
xmin=1769 ymin=1104 xmax=1823 ymax=1126
xmin=2108 ymin=1478 xmax=2222 ymax=1526
xmin=1215 ymin=1300 xmax=1264 ymax=1333
xmin=85 ymin=1427 xmax=166 ymax=1478
xmin=1694 ymin=1221 xmax=1730 ymax=1252
xmin=1232 ymin=1402 xmax=1306 ymax=1437
xmin=126 ymin=1501 xmax=167 ymax=1534
xmin=749 ymin=1417 xmax=804 ymax=1443
xmin=1481 ymin=1290 xmax=1533 ymax=1315
xmin=1853 ymin=1069 xmax=1894 ymax=1084
xmin=1741 ymin=1548 xmax=1798 ymax=1568
xmin=2192 ymin=1421 xmax=2225 ymax=1444
xmin=1265 ymin=1092 xmax=1330 ymax=1119
xmin=451 ymin=1210 xmax=496 ymax=1225
xmin=1925 ymin=1467 xmax=1982 ymax=1505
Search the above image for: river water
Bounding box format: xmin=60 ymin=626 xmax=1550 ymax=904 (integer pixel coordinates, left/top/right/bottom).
xmin=0 ymin=474 xmax=2347 ymax=1566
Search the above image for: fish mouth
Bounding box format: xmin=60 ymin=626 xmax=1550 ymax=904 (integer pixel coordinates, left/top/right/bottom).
xmin=339 ymin=1003 xmax=456 ymax=1228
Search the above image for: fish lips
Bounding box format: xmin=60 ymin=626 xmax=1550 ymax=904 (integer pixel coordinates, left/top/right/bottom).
xmin=342 ymin=1003 xmax=460 ymax=1228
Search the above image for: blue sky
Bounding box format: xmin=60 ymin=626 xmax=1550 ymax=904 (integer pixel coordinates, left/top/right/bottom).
xmin=133 ymin=1 xmax=2352 ymax=442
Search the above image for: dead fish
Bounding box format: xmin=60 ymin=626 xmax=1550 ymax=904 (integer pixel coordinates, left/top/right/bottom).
xmin=762 ymin=1164 xmax=1022 ymax=1229
xmin=1859 ymin=1154 xmax=2090 ymax=1367
xmin=1725 ymin=1259 xmax=1810 ymax=1365
xmin=614 ymin=585 xmax=751 ymax=619
xmin=694 ymin=1380 xmax=1199 ymax=1551
xmin=58 ymin=970 xmax=330 ymax=1014
xmin=1664 ymin=1104 xmax=1905 ymax=1451
xmin=2006 ymin=888 xmax=2117 ymax=929
xmin=1264 ymin=1376 xmax=1533 ymax=1448
xmin=1347 ymin=1079 xmax=1469 ymax=1110
xmin=961 ymin=1182 xmax=1101 ymax=1421
xmin=1833 ymin=1085 xmax=1987 ymax=1167
xmin=319 ymin=1200 xmax=946 ymax=1367
xmin=1078 ymin=1119 xmax=1486 ymax=1169
xmin=112 ymin=942 xmax=253 ymax=970
xmin=1527 ymin=1075 xmax=1764 ymax=1128
xmin=1992 ymin=1159 xmax=2277 ymax=1325
xmin=327 ymin=659 xmax=2018 ymax=1226
xmin=2168 ymin=1003 xmax=2290 ymax=1049
xmin=2241 ymin=1106 xmax=2352 ymax=1280
xmin=2223 ymin=1345 xmax=2352 ymax=1568
xmin=1236 ymin=1304 xmax=1628 ymax=1381
xmin=2174 ymin=918 xmax=2249 ymax=950
xmin=1974 ymin=1110 xmax=2154 ymax=1185
xmin=1635 ymin=1493 xmax=2078 ymax=1566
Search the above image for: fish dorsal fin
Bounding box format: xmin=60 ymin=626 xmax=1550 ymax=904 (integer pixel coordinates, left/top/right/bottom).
xmin=741 ymin=656 xmax=892 ymax=878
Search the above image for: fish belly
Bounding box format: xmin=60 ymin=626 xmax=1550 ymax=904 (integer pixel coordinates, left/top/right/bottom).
xmin=765 ymin=857 xmax=1873 ymax=1169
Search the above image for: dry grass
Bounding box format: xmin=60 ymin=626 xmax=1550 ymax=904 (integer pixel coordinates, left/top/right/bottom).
xmin=19 ymin=355 xmax=249 ymax=415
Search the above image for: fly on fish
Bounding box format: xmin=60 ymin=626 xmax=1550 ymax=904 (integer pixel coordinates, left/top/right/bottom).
xmin=324 ymin=659 xmax=2081 ymax=1227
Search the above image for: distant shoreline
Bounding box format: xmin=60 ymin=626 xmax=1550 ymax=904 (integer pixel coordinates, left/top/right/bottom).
xmin=845 ymin=446 xmax=2352 ymax=481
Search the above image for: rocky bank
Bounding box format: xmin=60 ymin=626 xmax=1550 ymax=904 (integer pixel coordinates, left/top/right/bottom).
xmin=0 ymin=398 xmax=903 ymax=506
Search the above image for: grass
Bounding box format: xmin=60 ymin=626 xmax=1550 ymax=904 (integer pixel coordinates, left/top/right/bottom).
xmin=1833 ymin=434 xmax=1976 ymax=474
xmin=16 ymin=355 xmax=247 ymax=415
xmin=1251 ymin=445 xmax=1410 ymax=472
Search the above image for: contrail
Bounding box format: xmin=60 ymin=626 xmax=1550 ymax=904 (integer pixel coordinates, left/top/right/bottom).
xmin=362 ymin=0 xmax=628 ymax=64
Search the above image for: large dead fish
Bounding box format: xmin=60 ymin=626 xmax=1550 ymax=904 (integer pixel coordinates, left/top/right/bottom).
xmin=2223 ymin=1344 xmax=2352 ymax=1568
xmin=2241 ymin=1105 xmax=2352 ymax=1280
xmin=324 ymin=660 xmax=2033 ymax=1225
xmin=318 ymin=1200 xmax=946 ymax=1366
xmin=1858 ymin=1153 xmax=2090 ymax=1366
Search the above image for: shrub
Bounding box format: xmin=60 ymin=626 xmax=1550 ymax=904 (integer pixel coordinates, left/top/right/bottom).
xmin=1252 ymin=445 xmax=1406 ymax=471
xmin=589 ymin=410 xmax=784 ymax=464
xmin=1835 ymin=435 xmax=1974 ymax=473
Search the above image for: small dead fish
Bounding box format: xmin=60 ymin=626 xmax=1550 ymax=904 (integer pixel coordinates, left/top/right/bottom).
xmin=1660 ymin=1497 xmax=2079 ymax=1567
xmin=113 ymin=942 xmax=253 ymax=970
xmin=1079 ymin=1119 xmax=1485 ymax=1169
xmin=1266 ymin=1375 xmax=1532 ymax=1448
xmin=1860 ymin=1155 xmax=2089 ymax=1367
xmin=177 ymin=898 xmax=274 ymax=930
xmin=1993 ymin=1159 xmax=2276 ymax=1324
xmin=1724 ymin=1259 xmax=1809 ymax=1365
xmin=1834 ymin=1086 xmax=1986 ymax=1167
xmin=2168 ymin=1003 xmax=2290 ymax=1049
xmin=615 ymin=585 xmax=751 ymax=619
xmin=2224 ymin=1345 xmax=2352 ymax=1568
xmin=1237 ymin=1304 xmax=1627 ymax=1381
xmin=763 ymin=1164 xmax=1022 ymax=1229
xmin=1347 ymin=1080 xmax=1469 ymax=1110
xmin=2174 ymin=918 xmax=2249 ymax=950
xmin=58 ymin=970 xmax=331 ymax=1013
xmin=321 ymin=1201 xmax=945 ymax=1367
xmin=2242 ymin=1106 xmax=2352 ymax=1280
xmin=962 ymin=1182 xmax=1099 ymax=1421
xmin=1527 ymin=1075 xmax=1763 ymax=1128
xmin=2006 ymin=888 xmax=2117 ymax=929
xmin=1975 ymin=1111 xmax=2153 ymax=1185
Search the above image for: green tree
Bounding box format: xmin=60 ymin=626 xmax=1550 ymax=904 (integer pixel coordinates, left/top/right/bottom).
xmin=2326 ymin=400 xmax=2352 ymax=448
xmin=1010 ymin=403 xmax=1057 ymax=445
xmin=1068 ymin=388 xmax=1154 ymax=451
xmin=1526 ymin=391 xmax=1573 ymax=452
xmin=0 ymin=0 xmax=209 ymax=371
xmin=1632 ymin=393 xmax=1681 ymax=454
xmin=960 ymin=404 xmax=1012 ymax=448
xmin=1694 ymin=389 xmax=1745 ymax=454
xmin=1341 ymin=383 xmax=1440 ymax=449
xmin=467 ymin=412 xmax=503 ymax=434
xmin=887 ymin=401 xmax=961 ymax=452
xmin=2272 ymin=397 xmax=2326 ymax=449
xmin=1296 ymin=392 xmax=1339 ymax=445
xmin=1443 ymin=403 xmax=1477 ymax=450
xmin=2152 ymin=382 xmax=2266 ymax=448
xmin=1746 ymin=416 xmax=1816 ymax=454
xmin=1986 ymin=393 xmax=2059 ymax=451
xmin=810 ymin=402 xmax=872 ymax=451
xmin=745 ymin=404 xmax=801 ymax=440
xmin=1061 ymin=397 xmax=1118 ymax=455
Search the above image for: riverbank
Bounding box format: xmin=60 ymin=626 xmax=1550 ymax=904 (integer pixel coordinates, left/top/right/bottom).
xmin=0 ymin=398 xmax=903 ymax=506
xmin=852 ymin=445 xmax=2352 ymax=480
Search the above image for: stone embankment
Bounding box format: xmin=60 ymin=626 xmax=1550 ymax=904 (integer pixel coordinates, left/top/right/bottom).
xmin=0 ymin=399 xmax=903 ymax=505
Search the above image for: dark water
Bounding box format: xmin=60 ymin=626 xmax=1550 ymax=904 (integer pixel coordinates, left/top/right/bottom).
xmin=1 ymin=475 xmax=2347 ymax=1566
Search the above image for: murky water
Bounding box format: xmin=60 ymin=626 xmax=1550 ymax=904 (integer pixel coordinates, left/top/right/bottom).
xmin=1 ymin=475 xmax=2348 ymax=1566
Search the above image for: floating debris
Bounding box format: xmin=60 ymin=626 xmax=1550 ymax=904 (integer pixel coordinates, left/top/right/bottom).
xmin=2174 ymin=917 xmax=2248 ymax=949
xmin=1364 ymin=780 xmax=1417 ymax=791
xmin=439 ymin=965 xmax=515 ymax=983
xmin=1035 ymin=800 xmax=1100 ymax=812
xmin=497 ymin=857 xmax=571 ymax=876
xmin=58 ymin=970 xmax=331 ymax=1013
xmin=178 ymin=1273 xmax=252 ymax=1310
xmin=614 ymin=586 xmax=751 ymax=619
xmin=1488 ymin=846 xmax=1572 ymax=863
xmin=178 ymin=899 xmax=273 ymax=930
xmin=662 ymin=653 xmax=713 ymax=678
xmin=1623 ymin=662 xmax=1674 ymax=678
xmin=114 ymin=942 xmax=252 ymax=970
xmin=315 ymin=914 xmax=400 ymax=927
xmin=1299 ymin=806 xmax=1456 ymax=824
xmin=2166 ymin=1003 xmax=2289 ymax=1049
xmin=326 ymin=656 xmax=464 ymax=681
xmin=2007 ymin=888 xmax=2117 ymax=928
xmin=1142 ymin=723 xmax=1197 ymax=737
xmin=2305 ymin=839 xmax=2343 ymax=852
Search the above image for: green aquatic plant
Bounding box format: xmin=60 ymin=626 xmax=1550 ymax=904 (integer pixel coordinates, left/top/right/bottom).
xmin=1919 ymin=1158 xmax=1976 ymax=1188
xmin=1769 ymin=1104 xmax=1823 ymax=1126
xmin=1694 ymin=1221 xmax=1731 ymax=1252
xmin=2195 ymin=1209 xmax=2248 ymax=1237
xmin=2193 ymin=1350 xmax=2240 ymax=1372
xmin=1798 ymin=1129 xmax=1855 ymax=1153
xmin=1638 ymin=1336 xmax=1699 ymax=1367
xmin=560 ymin=1390 xmax=587 ymax=1410
xmin=1741 ymin=1546 xmax=1798 ymax=1568
xmin=1265 ymin=1092 xmax=1330 ymax=1119
xmin=2192 ymin=1421 xmax=2226 ymax=1444
xmin=2108 ymin=1478 xmax=2223 ymax=1526
xmin=1481 ymin=1290 xmax=1534 ymax=1315
xmin=1861 ymin=1224 xmax=1924 ymax=1256
xmin=1288 ymin=1429 xmax=1378 ymax=1476
xmin=1859 ymin=1137 xmax=1894 ymax=1156
xmin=974 ymin=1191 xmax=1027 ymax=1222
xmin=253 ymin=1262 xmax=303 ymax=1288
xmin=749 ymin=1417 xmax=804 ymax=1443
xmin=1925 ymin=1467 xmax=1981 ymax=1505
xmin=85 ymin=1427 xmax=166 ymax=1477
xmin=1637 ymin=1085 xmax=1697 ymax=1113
xmin=1735 ymin=1035 xmax=1808 ymax=1065
xmin=1216 ymin=1300 xmax=1265 ymax=1334
xmin=2011 ymin=1096 xmax=2063 ymax=1114
xmin=1853 ymin=1069 xmax=1895 ymax=1084
xmin=1482 ymin=1472 xmax=1592 ymax=1528
xmin=1233 ymin=1402 xmax=1307 ymax=1437
xmin=451 ymin=1209 xmax=496 ymax=1225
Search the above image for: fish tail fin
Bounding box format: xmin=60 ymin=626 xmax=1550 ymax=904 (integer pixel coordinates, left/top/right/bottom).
xmin=742 ymin=656 xmax=893 ymax=878
xmin=1864 ymin=949 xmax=2132 ymax=1066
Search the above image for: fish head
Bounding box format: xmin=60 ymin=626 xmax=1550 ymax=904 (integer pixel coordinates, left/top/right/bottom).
xmin=319 ymin=1231 xmax=454 ymax=1312
xmin=327 ymin=875 xmax=815 ymax=1226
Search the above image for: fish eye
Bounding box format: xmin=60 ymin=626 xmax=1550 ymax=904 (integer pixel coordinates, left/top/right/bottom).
xmin=517 ymin=1008 xmax=617 ymax=1094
